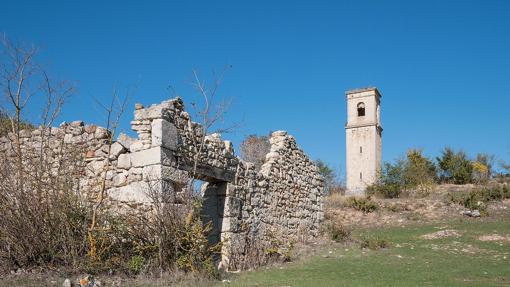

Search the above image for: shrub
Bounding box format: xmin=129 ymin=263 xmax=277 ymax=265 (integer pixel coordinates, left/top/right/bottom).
xmin=345 ymin=197 xmax=378 ymax=213
xmin=359 ymin=235 xmax=389 ymax=250
xmin=326 ymin=222 xmax=351 ymax=242
xmin=176 ymin=200 xmax=221 ymax=278
xmin=0 ymin=142 xmax=90 ymax=270
xmin=404 ymin=149 xmax=437 ymax=193
xmin=447 ymin=185 xmax=510 ymax=215
xmin=437 ymin=148 xmax=473 ymax=184
xmin=128 ymin=255 xmax=145 ymax=274
xmin=369 ymin=150 xmax=436 ymax=198
xmin=315 ymin=159 xmax=341 ymax=194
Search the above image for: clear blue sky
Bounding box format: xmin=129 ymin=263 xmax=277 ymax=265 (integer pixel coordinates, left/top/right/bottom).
xmin=2 ymin=0 xmax=509 ymax=179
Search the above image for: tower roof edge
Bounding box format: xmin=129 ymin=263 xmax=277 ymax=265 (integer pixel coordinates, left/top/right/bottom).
xmin=345 ymin=87 xmax=381 ymax=98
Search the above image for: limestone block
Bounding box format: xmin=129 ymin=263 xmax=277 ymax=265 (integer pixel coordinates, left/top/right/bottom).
xmin=130 ymin=147 xmax=175 ymax=168
xmin=84 ymin=124 xmax=96 ymax=134
xmin=129 ymin=140 xmax=145 ymax=152
xmin=131 ymin=148 xmax=160 ymax=167
xmin=70 ymin=120 xmax=84 ymax=127
xmin=73 ymin=135 xmax=87 ymax=144
xmin=161 ymin=166 xmax=189 ymax=183
xmin=95 ymin=127 xmax=109 ymax=139
xmin=113 ymin=172 xmax=128 ymax=187
xmin=221 ymin=196 xmax=242 ymax=217
xmin=108 ymin=182 xmax=151 ymax=203
xmin=31 ymin=129 xmax=41 ymax=136
xmin=117 ymin=153 xmax=131 ymax=169
xmin=109 ymin=142 xmax=126 ymax=159
xmin=69 ymin=126 xmax=83 ymax=136
xmin=132 ymin=124 xmax=151 ymax=132
xmin=221 ymin=217 xmax=240 ymax=233
xmin=63 ymin=133 xmax=73 ymax=144
xmin=265 ymin=151 xmax=280 ymax=161
xmin=151 ymin=119 xmax=178 ymax=150
xmin=134 ymin=104 xmax=165 ymax=120
xmin=127 ymin=173 xmax=142 ymax=183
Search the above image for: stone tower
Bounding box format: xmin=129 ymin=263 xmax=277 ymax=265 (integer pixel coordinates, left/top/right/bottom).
xmin=345 ymin=87 xmax=382 ymax=195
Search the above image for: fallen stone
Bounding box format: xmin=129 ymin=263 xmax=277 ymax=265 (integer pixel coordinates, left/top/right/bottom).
xmin=70 ymin=120 xmax=84 ymax=127
xmin=462 ymin=210 xmax=481 ymax=217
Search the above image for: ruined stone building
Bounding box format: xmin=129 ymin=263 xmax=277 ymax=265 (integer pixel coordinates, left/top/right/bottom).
xmin=0 ymin=97 xmax=324 ymax=270
xmin=345 ymin=87 xmax=382 ymax=195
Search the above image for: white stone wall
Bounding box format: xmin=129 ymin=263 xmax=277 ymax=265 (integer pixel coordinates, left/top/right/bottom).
xmin=0 ymin=97 xmax=324 ymax=271
xmin=345 ymin=87 xmax=382 ymax=195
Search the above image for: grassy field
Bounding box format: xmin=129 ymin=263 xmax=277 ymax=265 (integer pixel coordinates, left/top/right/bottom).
xmin=220 ymin=218 xmax=510 ymax=287
xmin=2 ymin=218 xmax=508 ymax=286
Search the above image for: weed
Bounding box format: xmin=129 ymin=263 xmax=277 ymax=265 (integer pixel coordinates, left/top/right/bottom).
xmin=326 ymin=223 xmax=351 ymax=242
xmin=358 ymin=235 xmax=390 ymax=250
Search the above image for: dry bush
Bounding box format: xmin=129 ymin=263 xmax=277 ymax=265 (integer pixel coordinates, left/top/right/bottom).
xmin=0 ymin=139 xmax=90 ymax=270
xmin=324 ymin=192 xmax=347 ymax=210
xmin=227 ymin=227 xmax=295 ymax=271
xmin=325 ymin=221 xmax=351 ymax=242
xmin=345 ymin=196 xmax=378 ymax=213
xmin=358 ymin=235 xmax=390 ymax=250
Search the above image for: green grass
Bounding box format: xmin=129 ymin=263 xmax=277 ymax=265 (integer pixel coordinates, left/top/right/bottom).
xmin=221 ymin=219 xmax=510 ymax=287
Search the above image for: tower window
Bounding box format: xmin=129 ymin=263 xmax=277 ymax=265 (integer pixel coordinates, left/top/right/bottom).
xmin=360 ymin=146 xmax=362 ymax=153
xmin=357 ymin=102 xmax=365 ymax=117
xmin=360 ymin=172 xmax=363 ymax=180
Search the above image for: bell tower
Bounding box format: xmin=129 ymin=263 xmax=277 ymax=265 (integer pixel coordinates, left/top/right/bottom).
xmin=345 ymin=87 xmax=382 ymax=195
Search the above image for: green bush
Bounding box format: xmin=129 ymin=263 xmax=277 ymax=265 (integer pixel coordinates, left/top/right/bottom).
xmin=128 ymin=255 xmax=145 ymax=274
xmin=437 ymin=148 xmax=473 ymax=184
xmin=176 ymin=200 xmax=221 ymax=278
xmin=368 ymin=150 xmax=436 ymax=198
xmin=345 ymin=197 xmax=377 ymax=213
xmin=447 ymin=185 xmax=510 ymax=215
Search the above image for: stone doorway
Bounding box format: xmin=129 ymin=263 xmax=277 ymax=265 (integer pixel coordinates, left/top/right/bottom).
xmin=198 ymin=181 xmax=228 ymax=246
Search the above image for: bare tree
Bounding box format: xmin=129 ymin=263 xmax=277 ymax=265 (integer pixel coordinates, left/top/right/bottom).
xmin=87 ymin=87 xmax=128 ymax=262
xmin=170 ymin=66 xmax=237 ymax=195
xmin=0 ymin=36 xmax=73 ymax=145
xmin=0 ymin=35 xmax=74 ymax=172
xmin=0 ymin=36 xmax=87 ymax=269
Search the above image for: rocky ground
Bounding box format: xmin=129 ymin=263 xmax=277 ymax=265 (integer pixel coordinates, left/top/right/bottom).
xmin=325 ymin=184 xmax=510 ymax=229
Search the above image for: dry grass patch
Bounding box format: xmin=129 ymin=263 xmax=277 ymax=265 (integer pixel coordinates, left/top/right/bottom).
xmin=478 ymin=234 xmax=510 ymax=244
xmin=421 ymin=229 xmax=463 ymax=240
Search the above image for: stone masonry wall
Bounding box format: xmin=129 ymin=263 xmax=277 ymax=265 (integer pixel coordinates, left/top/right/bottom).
xmin=0 ymin=97 xmax=324 ymax=270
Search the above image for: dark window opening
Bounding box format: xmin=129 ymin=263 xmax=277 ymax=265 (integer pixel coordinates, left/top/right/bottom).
xmin=360 ymin=146 xmax=362 ymax=153
xmin=360 ymin=172 xmax=363 ymax=180
xmin=357 ymin=102 xmax=365 ymax=117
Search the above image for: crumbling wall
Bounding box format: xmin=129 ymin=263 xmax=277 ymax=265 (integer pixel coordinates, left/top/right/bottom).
xmin=0 ymin=97 xmax=324 ymax=270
